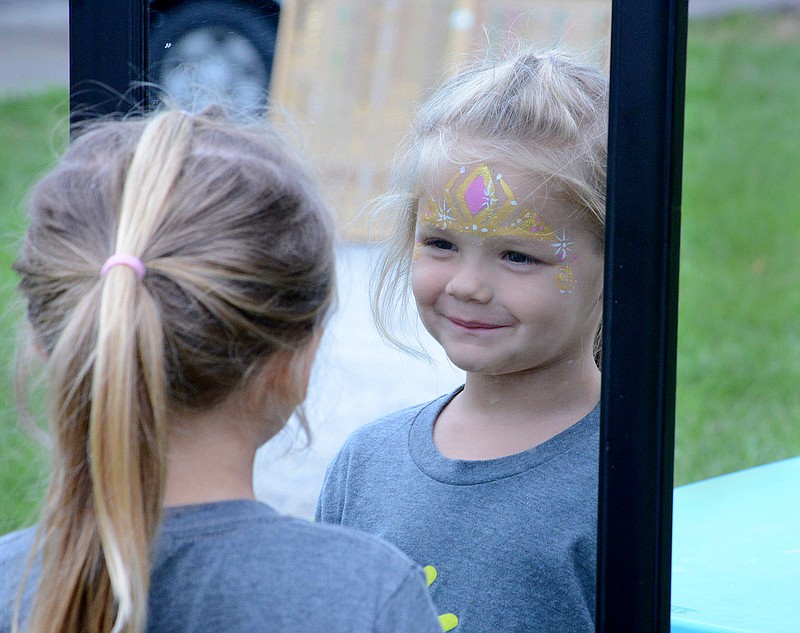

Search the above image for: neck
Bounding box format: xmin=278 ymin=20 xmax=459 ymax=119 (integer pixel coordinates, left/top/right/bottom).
xmin=434 ymin=354 xmax=600 ymax=460
xmin=463 ymin=354 xmax=600 ymax=422
xmin=163 ymin=406 xmax=260 ymax=507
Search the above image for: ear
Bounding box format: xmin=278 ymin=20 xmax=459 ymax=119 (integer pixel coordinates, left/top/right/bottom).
xmin=247 ymin=329 xmax=325 ymax=415
xmin=241 ymin=331 xmax=325 ymax=445
xmin=296 ymin=328 xmax=324 ymax=396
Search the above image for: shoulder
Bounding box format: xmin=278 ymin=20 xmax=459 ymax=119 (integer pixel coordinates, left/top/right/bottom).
xmin=316 ymin=389 xmax=461 ymax=523
xmin=351 ymin=399 xmax=430 ymax=441
xmin=281 ymin=515 xmax=418 ymax=572
xmin=266 ymin=518 xmax=440 ymax=630
xmin=0 ymin=527 xmax=36 ymax=579
xmin=0 ymin=526 xmax=35 ymax=555
xmin=318 ymin=393 xmax=448 ymax=487
xmin=559 ymin=403 xmax=601 ymax=465
xmin=160 ymin=500 xmax=417 ymax=574
xmin=0 ymin=527 xmax=37 ymax=626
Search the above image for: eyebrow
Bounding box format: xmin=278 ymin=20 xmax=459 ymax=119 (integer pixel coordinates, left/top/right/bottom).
xmin=492 ymin=236 xmax=553 ymax=247
xmin=415 ymin=223 xmax=450 ymax=235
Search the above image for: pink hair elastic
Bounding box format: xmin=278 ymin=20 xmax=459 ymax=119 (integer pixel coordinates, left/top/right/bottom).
xmin=100 ymin=254 xmax=146 ymax=280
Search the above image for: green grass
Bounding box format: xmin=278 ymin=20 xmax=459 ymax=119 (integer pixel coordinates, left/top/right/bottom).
xmin=674 ymin=11 xmax=800 ymax=485
xmin=0 ymin=12 xmax=799 ymax=531
xmin=0 ymin=88 xmax=68 ymax=533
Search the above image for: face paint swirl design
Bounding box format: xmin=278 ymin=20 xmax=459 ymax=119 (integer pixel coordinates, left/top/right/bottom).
xmin=419 ymin=164 xmax=577 ymax=293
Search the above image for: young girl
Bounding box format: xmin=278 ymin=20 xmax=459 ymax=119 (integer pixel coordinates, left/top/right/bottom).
xmin=316 ymin=49 xmax=608 ymax=633
xmin=0 ymin=108 xmax=442 ymax=633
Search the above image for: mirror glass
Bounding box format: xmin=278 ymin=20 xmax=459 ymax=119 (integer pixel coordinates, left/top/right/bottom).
xmin=147 ymin=0 xmax=612 ymax=519
xmin=671 ymin=5 xmax=800 ymax=628
xmin=258 ymin=0 xmax=613 ymax=518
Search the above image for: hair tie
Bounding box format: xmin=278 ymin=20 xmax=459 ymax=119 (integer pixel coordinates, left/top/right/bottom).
xmin=101 ymin=254 xmax=146 ymax=280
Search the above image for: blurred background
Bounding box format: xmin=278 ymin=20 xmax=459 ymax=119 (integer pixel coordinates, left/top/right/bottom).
xmin=1 ymin=0 xmax=799 ymax=528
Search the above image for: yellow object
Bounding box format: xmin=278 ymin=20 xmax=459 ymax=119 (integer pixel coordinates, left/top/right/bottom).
xmin=424 ymin=565 xmax=438 ymax=587
xmin=438 ymin=613 xmax=459 ymax=631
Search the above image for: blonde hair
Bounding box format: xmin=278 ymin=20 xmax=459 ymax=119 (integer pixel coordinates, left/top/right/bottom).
xmin=13 ymin=108 xmax=335 ymax=633
xmin=372 ymin=48 xmax=608 ymax=352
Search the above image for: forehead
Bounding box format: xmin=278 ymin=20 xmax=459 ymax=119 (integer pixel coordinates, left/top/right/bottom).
xmin=417 ymin=161 xmax=580 ymax=238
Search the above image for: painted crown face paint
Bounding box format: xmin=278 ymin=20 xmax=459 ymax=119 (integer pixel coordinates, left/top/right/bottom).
xmin=418 ymin=163 xmax=578 ymax=294
xmin=420 ymin=164 xmax=551 ymax=237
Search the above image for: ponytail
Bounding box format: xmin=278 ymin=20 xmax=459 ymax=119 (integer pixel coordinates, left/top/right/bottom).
xmin=23 ymin=112 xmax=193 ymax=633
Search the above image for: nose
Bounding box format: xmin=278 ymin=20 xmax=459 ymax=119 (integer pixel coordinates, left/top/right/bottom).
xmin=445 ymin=263 xmax=493 ymax=303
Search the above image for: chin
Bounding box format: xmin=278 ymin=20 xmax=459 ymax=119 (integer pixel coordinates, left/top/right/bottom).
xmin=444 ymin=353 xmax=494 ymax=374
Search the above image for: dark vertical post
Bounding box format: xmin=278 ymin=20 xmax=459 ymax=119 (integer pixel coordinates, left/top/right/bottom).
xmin=597 ymin=1 xmax=688 ymax=632
xmin=69 ymin=0 xmax=149 ymax=122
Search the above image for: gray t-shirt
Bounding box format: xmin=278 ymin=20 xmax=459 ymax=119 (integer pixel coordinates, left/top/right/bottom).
xmin=0 ymin=499 xmax=441 ymax=633
xmin=316 ymin=388 xmax=600 ymax=633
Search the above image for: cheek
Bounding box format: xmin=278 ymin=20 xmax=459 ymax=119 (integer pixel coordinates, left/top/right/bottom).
xmin=552 ymin=263 xmax=577 ymax=294
xmin=411 ymin=258 xmax=445 ymax=308
xmin=575 ymin=253 xmax=604 ymax=295
xmin=567 ymin=258 xmax=604 ymax=321
xmin=410 ymin=261 xmax=432 ymax=306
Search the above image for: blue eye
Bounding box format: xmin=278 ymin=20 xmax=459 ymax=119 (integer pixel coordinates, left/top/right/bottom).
xmin=504 ymin=251 xmax=537 ymax=264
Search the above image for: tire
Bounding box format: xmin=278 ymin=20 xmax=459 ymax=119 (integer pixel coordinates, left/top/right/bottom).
xmin=148 ymin=0 xmax=279 ymax=114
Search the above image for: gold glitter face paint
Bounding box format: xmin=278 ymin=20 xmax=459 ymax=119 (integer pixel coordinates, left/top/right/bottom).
xmin=418 ymin=163 xmax=577 ymax=293
xmin=554 ymin=263 xmax=577 ymax=294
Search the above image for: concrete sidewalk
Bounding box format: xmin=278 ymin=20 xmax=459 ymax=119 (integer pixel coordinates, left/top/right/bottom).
xmin=0 ymin=0 xmax=68 ymax=95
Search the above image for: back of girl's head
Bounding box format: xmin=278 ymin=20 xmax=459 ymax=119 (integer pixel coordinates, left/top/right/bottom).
xmin=373 ymin=47 xmax=608 ymax=348
xmin=14 ymin=108 xmax=334 ymax=633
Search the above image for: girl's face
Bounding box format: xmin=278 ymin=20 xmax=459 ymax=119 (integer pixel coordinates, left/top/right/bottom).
xmin=411 ymin=162 xmax=603 ymax=377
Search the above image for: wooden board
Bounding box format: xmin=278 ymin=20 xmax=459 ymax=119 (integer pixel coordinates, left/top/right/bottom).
xmin=271 ymin=0 xmax=611 ymax=240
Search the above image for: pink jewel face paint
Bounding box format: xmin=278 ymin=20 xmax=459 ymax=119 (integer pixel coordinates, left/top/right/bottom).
xmin=418 ymin=163 xmax=577 ymax=293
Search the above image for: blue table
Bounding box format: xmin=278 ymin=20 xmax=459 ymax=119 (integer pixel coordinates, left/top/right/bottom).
xmin=670 ymin=456 xmax=800 ymax=632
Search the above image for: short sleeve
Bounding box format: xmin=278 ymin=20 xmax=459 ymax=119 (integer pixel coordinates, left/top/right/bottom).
xmin=314 ymin=445 xmax=348 ymax=524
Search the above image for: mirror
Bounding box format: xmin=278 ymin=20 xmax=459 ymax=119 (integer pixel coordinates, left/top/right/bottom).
xmin=144 ymin=0 xmax=615 ymax=515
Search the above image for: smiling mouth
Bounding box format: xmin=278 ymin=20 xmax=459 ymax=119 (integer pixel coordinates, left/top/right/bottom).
xmin=447 ymin=317 xmax=506 ymax=330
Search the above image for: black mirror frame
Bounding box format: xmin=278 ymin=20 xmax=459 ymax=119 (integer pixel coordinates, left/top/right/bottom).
xmin=68 ymin=1 xmax=689 ymax=631
xmin=69 ymin=0 xmax=148 ymax=121
xmin=597 ymin=1 xmax=687 ymax=632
